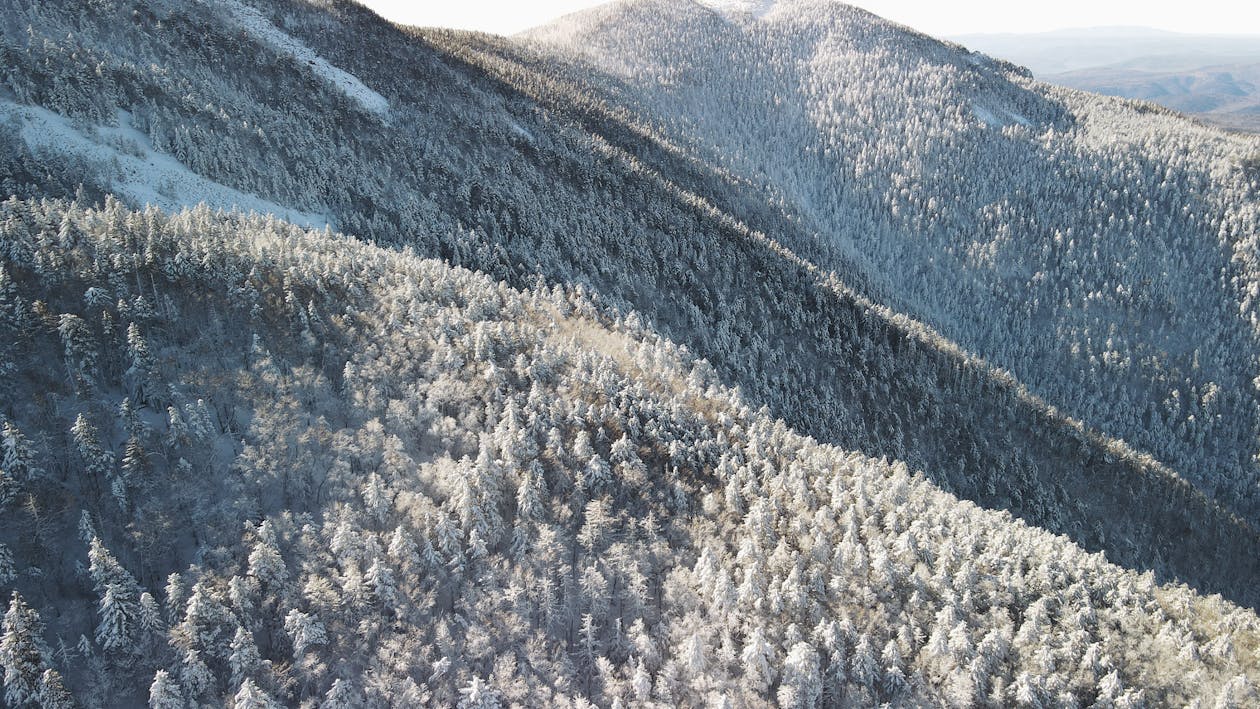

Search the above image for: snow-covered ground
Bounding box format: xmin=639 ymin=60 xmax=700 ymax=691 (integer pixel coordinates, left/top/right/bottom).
xmin=697 ymin=0 xmax=779 ymax=20
xmin=973 ymin=104 xmax=1032 ymax=128
xmin=3 ymin=99 xmax=334 ymax=229
xmin=215 ymin=0 xmax=390 ymax=117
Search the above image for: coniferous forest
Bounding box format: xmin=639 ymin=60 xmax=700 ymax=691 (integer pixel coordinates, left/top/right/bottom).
xmin=2 ymin=0 xmax=1260 ymax=707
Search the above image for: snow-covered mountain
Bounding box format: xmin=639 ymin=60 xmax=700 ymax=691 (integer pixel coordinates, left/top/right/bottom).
xmin=1 ymin=0 xmax=1259 ymax=706
xmin=525 ymin=0 xmax=1260 ymax=525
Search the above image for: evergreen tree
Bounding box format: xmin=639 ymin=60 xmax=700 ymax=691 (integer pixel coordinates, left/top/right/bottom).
xmin=38 ymin=669 xmax=74 ymax=709
xmin=147 ymin=669 xmax=183 ymax=709
xmin=1 ymin=592 xmax=46 ymax=707
xmin=229 ymin=626 xmax=261 ymax=688
xmin=232 ymin=678 xmax=279 ymax=709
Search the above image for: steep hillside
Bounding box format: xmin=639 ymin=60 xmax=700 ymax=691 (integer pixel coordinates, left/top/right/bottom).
xmin=0 ymin=197 xmax=1257 ymax=707
xmin=525 ymin=0 xmax=1260 ymax=527
xmin=2 ymin=0 xmax=1259 ymax=611
xmin=2 ymin=0 xmax=1260 ymax=705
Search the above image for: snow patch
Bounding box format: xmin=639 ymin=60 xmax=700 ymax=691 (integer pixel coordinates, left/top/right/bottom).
xmin=973 ymin=105 xmax=999 ymax=127
xmin=697 ymin=0 xmax=778 ymax=20
xmin=214 ymin=0 xmax=389 ymax=117
xmin=3 ymin=100 xmax=334 ymax=230
xmin=507 ymin=119 xmax=536 ymax=143
xmin=973 ymin=104 xmax=1032 ymax=128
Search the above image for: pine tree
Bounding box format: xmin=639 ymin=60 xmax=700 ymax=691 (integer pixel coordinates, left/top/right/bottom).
xmin=58 ymin=314 xmax=97 ymax=390
xmin=1 ymin=592 xmax=46 ymax=707
xmin=366 ymin=557 xmax=398 ymax=606
xmin=180 ymin=646 xmax=215 ymax=701
xmin=95 ymin=582 xmax=138 ymax=654
xmin=322 ymin=678 xmax=357 ymax=707
xmin=87 ymin=539 xmax=142 ymax=653
xmin=778 ymin=641 xmax=822 ymax=709
xmin=0 ymin=469 xmax=16 ymax=509
xmin=740 ymin=626 xmax=774 ymax=693
xmin=247 ymin=521 xmax=288 ymax=590
xmin=387 ymin=526 xmax=420 ymax=568
xmin=38 ymin=668 xmax=74 ymax=709
xmin=229 ymin=626 xmax=261 ymax=689
xmin=120 ymin=437 xmax=148 ymax=484
xmin=631 ymin=659 xmax=653 ymax=703
xmin=71 ymin=417 xmax=113 ymax=482
xmin=880 ymin=638 xmax=907 ymax=700
xmin=232 ymin=678 xmax=279 ymax=709
xmin=849 ymin=635 xmax=877 ymax=692
xmin=284 ymin=610 xmax=327 ymax=658
xmin=125 ymin=322 xmax=157 ymax=394
xmin=138 ymin=592 xmax=164 ymax=637
xmin=1 ymin=421 xmax=40 ymax=484
xmin=147 ymin=669 xmax=183 ymax=709
xmin=457 ymin=677 xmax=501 ymax=709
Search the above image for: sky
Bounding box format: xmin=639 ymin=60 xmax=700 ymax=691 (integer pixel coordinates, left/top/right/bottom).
xmin=357 ymin=0 xmax=1260 ymax=37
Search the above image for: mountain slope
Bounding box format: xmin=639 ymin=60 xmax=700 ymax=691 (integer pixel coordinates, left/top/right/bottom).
xmin=524 ymin=0 xmax=1260 ymax=527
xmin=1 ymin=196 xmax=1257 ymax=707
xmin=1 ymin=0 xmax=1260 ymax=705
xmin=1 ymin=0 xmax=1258 ymax=610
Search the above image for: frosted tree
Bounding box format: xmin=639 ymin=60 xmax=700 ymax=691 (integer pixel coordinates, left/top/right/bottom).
xmin=387 ymin=526 xmax=420 ymax=568
xmin=138 ymin=592 xmax=164 ymax=637
xmin=232 ymin=678 xmax=280 ymax=709
xmin=322 ymin=678 xmax=358 ymax=707
xmin=125 ymin=322 xmax=157 ymax=383
xmin=148 ymin=669 xmax=184 ymax=709
xmin=284 ymin=610 xmax=327 ymax=658
xmin=1 ymin=592 xmax=46 ymax=707
xmin=2 ymin=421 xmax=41 ymax=484
xmin=366 ymin=556 xmax=398 ymax=606
xmin=38 ymin=668 xmax=74 ymax=709
xmin=880 ymin=638 xmax=907 ymax=700
xmin=0 ymin=469 xmax=15 ymax=509
xmin=58 ymin=314 xmax=97 ymax=390
xmin=849 ymin=634 xmax=877 ymax=692
xmin=87 ymin=540 xmax=141 ymax=648
xmin=71 ymin=416 xmax=113 ymax=482
xmin=228 ymin=626 xmax=261 ymax=688
xmin=457 ymin=677 xmax=501 ymax=709
xmin=247 ymin=521 xmax=288 ymax=590
xmin=96 ymin=582 xmax=138 ymax=654
xmin=1214 ymin=675 xmax=1258 ymax=709
xmin=778 ymin=641 xmax=822 ymax=709
xmin=180 ymin=646 xmax=215 ymax=702
xmin=740 ymin=627 xmax=774 ymax=693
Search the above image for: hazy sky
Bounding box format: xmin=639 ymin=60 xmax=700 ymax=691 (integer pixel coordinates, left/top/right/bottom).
xmin=358 ymin=0 xmax=1260 ymax=37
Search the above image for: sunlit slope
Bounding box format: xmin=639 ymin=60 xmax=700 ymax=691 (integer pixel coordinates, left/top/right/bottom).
xmin=0 ymin=198 xmax=1256 ymax=706
xmin=526 ymin=0 xmax=1260 ymax=528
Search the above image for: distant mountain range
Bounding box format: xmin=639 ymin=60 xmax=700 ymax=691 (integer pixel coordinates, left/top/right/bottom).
xmin=954 ymin=27 xmax=1260 ymax=131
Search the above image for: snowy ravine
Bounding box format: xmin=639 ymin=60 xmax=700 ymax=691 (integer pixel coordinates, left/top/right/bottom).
xmin=213 ymin=0 xmax=390 ymax=117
